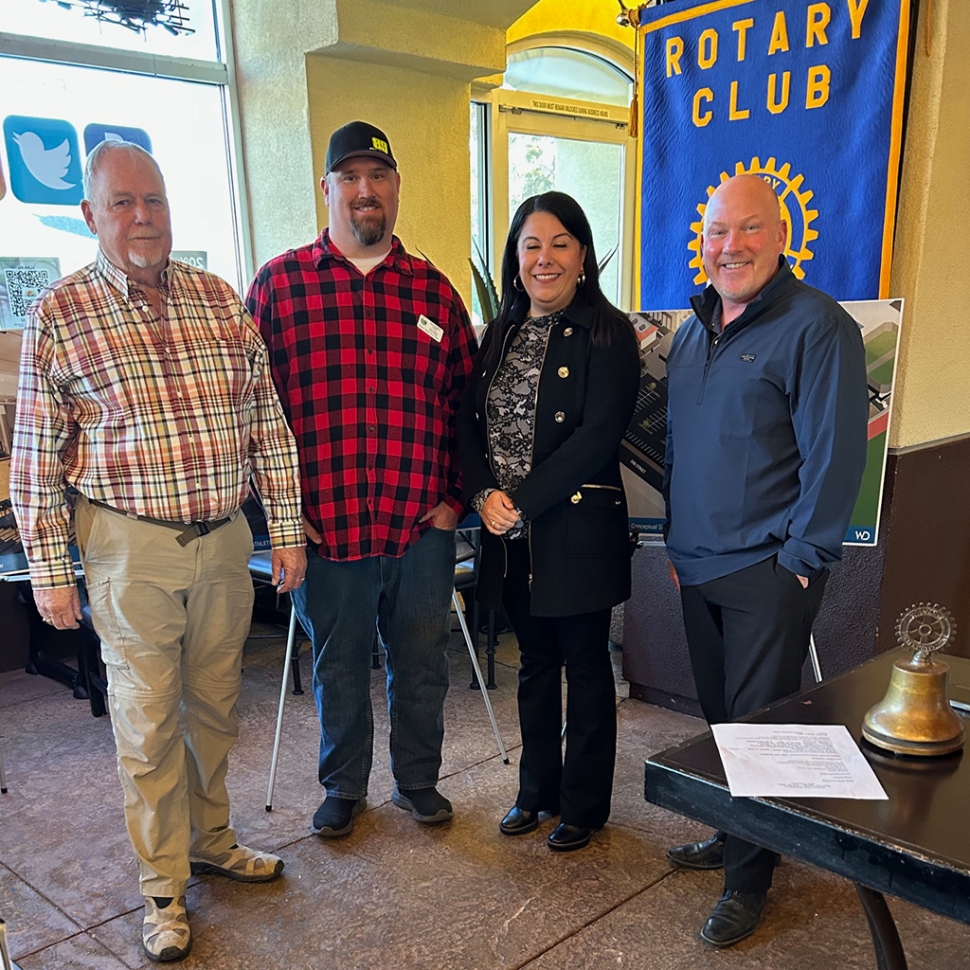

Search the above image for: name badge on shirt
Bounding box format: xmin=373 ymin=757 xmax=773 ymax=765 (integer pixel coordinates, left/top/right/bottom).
xmin=417 ymin=315 xmax=444 ymax=343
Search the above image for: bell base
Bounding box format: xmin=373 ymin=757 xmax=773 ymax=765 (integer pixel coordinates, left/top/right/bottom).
xmin=861 ymin=724 xmax=965 ymax=757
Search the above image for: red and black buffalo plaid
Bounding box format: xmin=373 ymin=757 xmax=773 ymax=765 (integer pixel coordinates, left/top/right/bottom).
xmin=246 ymin=231 xmax=477 ymax=561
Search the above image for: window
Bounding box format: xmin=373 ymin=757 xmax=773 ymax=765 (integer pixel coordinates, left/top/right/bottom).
xmin=1 ymin=0 xmax=219 ymax=60
xmin=469 ymin=100 xmax=491 ymax=331
xmin=0 ymin=0 xmax=246 ymax=331
xmin=472 ymin=41 xmax=636 ymax=311
xmin=504 ymin=47 xmax=632 ymax=106
xmin=507 ymin=132 xmax=625 ymax=304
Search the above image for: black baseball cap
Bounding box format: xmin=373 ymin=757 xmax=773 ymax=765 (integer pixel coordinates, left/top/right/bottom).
xmin=325 ymin=121 xmax=397 ymax=174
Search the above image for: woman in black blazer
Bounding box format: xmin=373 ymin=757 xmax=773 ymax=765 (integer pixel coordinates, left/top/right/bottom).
xmin=457 ymin=192 xmax=639 ymax=851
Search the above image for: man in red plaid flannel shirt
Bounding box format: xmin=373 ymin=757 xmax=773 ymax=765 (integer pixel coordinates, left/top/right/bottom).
xmin=247 ymin=121 xmax=477 ymax=838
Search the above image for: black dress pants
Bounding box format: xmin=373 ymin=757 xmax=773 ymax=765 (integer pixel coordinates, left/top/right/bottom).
xmin=501 ymin=539 xmax=616 ymax=828
xmin=680 ymin=556 xmax=828 ymax=894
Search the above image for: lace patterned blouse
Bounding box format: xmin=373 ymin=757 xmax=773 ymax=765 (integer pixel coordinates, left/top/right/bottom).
xmin=472 ymin=310 xmax=563 ymax=539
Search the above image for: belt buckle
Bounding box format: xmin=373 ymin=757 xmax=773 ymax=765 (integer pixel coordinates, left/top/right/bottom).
xmin=175 ymin=523 xmax=203 ymax=547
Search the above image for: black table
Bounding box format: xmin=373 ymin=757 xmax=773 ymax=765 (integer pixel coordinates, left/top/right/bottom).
xmin=644 ymin=649 xmax=970 ymax=969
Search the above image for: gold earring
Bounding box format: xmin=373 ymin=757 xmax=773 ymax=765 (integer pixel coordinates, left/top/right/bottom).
xmin=513 ymin=275 xmax=524 ymax=291
xmin=577 ymin=272 xmax=586 ymax=289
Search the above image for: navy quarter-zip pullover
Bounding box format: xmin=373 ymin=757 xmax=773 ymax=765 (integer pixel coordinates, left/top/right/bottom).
xmin=663 ymin=259 xmax=869 ymax=586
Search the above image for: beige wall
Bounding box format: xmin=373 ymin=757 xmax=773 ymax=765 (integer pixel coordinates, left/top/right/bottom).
xmin=231 ymin=0 xmax=332 ymax=263
xmin=888 ymin=0 xmax=970 ymax=448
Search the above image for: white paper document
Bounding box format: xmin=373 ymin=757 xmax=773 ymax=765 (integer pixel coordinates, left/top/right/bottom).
xmin=711 ymin=724 xmax=888 ymax=800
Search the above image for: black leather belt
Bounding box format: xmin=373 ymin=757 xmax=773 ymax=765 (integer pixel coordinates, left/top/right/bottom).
xmin=89 ymin=500 xmax=233 ymax=547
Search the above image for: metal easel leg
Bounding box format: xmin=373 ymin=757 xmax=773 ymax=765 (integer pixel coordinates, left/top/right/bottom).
xmin=809 ymin=632 xmax=823 ymax=684
xmin=265 ymin=606 xmax=299 ymax=811
xmin=453 ymin=592 xmax=509 ymax=764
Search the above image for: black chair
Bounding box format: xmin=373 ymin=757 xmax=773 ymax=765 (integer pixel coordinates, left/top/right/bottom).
xmin=15 ymin=579 xmax=107 ymax=718
xmin=77 ymin=596 xmax=107 ymax=717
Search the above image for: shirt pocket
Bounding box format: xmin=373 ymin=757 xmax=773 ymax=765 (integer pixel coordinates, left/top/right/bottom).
xmin=183 ymin=323 xmax=256 ymax=411
xmin=400 ymin=316 xmax=449 ymax=390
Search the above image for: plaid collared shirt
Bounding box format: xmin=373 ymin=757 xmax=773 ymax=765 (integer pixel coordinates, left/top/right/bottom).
xmin=246 ymin=231 xmax=476 ymax=561
xmin=11 ymin=251 xmax=304 ymax=588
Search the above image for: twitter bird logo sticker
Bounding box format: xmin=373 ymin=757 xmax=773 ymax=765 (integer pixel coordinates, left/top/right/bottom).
xmin=3 ymin=116 xmax=84 ymax=205
xmin=84 ymin=123 xmax=152 ymax=156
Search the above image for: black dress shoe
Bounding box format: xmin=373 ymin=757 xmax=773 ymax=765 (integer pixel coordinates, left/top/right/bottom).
xmin=666 ymin=832 xmax=726 ymax=870
xmin=499 ymin=806 xmax=539 ymax=836
xmin=699 ymin=890 xmax=767 ymax=948
xmin=547 ymin=823 xmax=594 ymax=852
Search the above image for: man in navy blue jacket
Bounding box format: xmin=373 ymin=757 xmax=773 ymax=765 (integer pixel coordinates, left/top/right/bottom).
xmin=663 ymin=174 xmax=868 ymax=948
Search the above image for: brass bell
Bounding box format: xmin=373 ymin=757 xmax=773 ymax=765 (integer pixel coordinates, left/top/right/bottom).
xmin=862 ymin=604 xmax=965 ymax=756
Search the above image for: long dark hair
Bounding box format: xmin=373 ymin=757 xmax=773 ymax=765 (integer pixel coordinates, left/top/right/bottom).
xmin=483 ymin=192 xmax=631 ymax=369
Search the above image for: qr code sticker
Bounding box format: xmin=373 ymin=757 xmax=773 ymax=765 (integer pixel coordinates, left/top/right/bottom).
xmin=4 ymin=268 xmax=52 ymax=321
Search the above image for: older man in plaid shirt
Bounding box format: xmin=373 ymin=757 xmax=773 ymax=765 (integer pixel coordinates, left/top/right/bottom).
xmin=11 ymin=140 xmax=306 ymax=962
xmin=247 ymin=121 xmax=476 ymax=839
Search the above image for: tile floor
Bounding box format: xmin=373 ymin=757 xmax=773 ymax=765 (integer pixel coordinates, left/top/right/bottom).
xmin=1 ymin=621 xmax=967 ymax=969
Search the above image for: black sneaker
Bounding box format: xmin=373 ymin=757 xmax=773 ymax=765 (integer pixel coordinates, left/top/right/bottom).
xmin=391 ymin=785 xmax=453 ymax=823
xmin=311 ymin=796 xmax=365 ymax=838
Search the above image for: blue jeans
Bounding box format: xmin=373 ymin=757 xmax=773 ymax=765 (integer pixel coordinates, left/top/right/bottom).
xmin=291 ymin=527 xmax=455 ymax=799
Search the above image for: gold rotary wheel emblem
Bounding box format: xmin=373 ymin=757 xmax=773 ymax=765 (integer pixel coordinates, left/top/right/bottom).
xmin=687 ymin=156 xmax=819 ymax=286
xmin=895 ymin=603 xmax=956 ymax=662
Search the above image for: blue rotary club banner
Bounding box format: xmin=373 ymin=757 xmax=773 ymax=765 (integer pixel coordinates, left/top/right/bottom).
xmin=636 ymin=0 xmax=910 ymax=308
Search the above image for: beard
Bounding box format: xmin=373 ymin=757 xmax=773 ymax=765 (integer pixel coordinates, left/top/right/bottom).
xmin=349 ymin=207 xmax=387 ymax=247
xmin=127 ymin=239 xmax=168 ymax=269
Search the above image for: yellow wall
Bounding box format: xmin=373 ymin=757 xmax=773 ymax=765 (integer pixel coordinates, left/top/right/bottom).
xmin=232 ymin=0 xmax=969 ymax=451
xmin=304 ymin=57 xmax=473 ymax=276
xmin=508 ymin=1 xmax=634 ymax=50
xmin=231 ymin=0 xmax=529 ymax=292
xmin=509 ymin=1 xmax=970 ymax=450
xmin=887 ymin=0 xmax=970 ymax=448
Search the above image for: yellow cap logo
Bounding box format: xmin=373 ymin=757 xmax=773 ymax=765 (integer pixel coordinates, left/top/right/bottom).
xmin=371 ymin=137 xmax=389 ymax=155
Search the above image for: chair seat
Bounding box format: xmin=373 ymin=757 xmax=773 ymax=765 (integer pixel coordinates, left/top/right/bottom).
xmin=248 ymin=550 xmax=274 ymax=583
xmin=454 ymin=560 xmax=476 ymax=591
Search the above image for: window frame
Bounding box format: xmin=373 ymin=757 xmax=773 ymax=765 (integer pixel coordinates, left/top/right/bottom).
xmin=0 ymin=0 xmax=252 ymax=289
xmin=473 ymin=34 xmax=637 ymax=311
